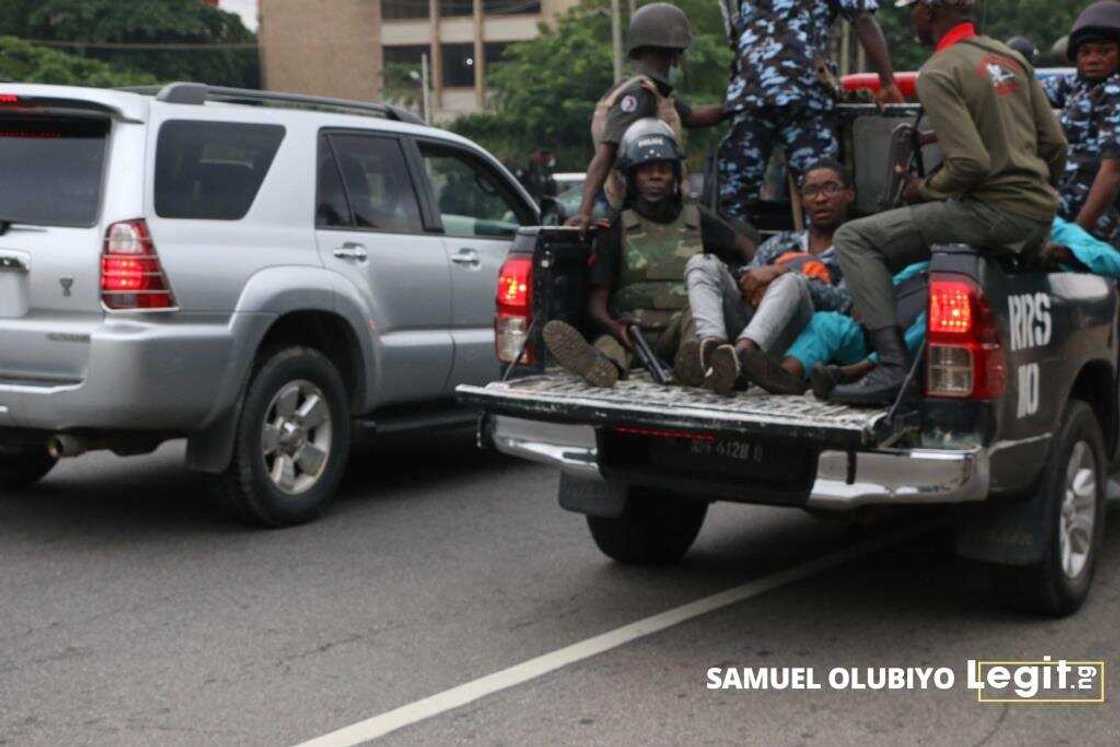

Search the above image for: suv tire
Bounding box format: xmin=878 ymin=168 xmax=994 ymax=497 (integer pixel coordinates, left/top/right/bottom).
xmin=587 ymin=490 xmax=707 ymax=565
xmin=994 ymin=400 xmax=1106 ymax=617
xmin=0 ymin=445 xmax=58 ymax=491
xmin=222 ymin=347 xmax=351 ymax=527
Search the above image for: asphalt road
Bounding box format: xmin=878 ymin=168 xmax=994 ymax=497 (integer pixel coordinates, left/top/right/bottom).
xmin=0 ymin=430 xmax=1117 ymax=746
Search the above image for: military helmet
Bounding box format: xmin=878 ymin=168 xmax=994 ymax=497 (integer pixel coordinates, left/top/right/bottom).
xmin=1068 ymin=1 xmax=1120 ymax=61
xmin=626 ymin=3 xmax=692 ymax=58
xmin=1006 ymin=36 xmax=1039 ymax=64
xmin=616 ymin=118 xmax=684 ymax=176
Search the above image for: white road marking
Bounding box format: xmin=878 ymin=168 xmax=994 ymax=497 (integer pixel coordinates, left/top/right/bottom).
xmin=294 ymin=524 xmax=936 ymax=746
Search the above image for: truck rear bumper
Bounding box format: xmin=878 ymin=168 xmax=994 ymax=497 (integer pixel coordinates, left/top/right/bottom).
xmin=483 ymin=416 xmax=989 ymax=509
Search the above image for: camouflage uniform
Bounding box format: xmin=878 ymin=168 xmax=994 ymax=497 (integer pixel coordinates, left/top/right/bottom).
xmin=719 ymin=0 xmax=881 ymax=221
xmin=1044 ymin=72 xmax=1120 ymax=244
xmin=590 ymin=203 xmax=703 ymax=368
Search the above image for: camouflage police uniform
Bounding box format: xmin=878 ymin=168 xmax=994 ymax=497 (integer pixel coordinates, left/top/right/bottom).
xmin=1044 ymin=72 xmax=1120 ymax=244
xmin=719 ymin=0 xmax=882 ymax=221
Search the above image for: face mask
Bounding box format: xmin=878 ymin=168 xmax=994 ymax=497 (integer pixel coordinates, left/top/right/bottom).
xmin=669 ymin=65 xmax=684 ymax=86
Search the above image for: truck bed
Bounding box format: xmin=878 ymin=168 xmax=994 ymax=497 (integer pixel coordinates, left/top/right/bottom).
xmin=457 ymin=372 xmax=895 ymax=450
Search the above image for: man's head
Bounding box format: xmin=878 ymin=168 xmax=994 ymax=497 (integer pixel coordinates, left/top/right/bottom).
xmin=799 ymin=160 xmax=855 ymax=233
xmin=1069 ymin=1 xmax=1120 ymax=79
xmin=895 ymin=0 xmax=974 ymax=48
xmin=617 ymin=118 xmax=685 ymax=205
xmin=627 ymin=3 xmax=692 ymax=69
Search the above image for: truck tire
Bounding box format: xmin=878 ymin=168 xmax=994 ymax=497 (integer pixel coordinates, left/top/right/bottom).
xmin=994 ymin=400 xmax=1106 ymax=617
xmin=0 ymin=445 xmax=57 ymax=491
xmin=222 ymin=347 xmax=351 ymax=527
xmin=586 ymin=490 xmax=707 ymax=565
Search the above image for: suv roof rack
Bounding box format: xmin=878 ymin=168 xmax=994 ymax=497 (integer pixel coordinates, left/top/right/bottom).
xmin=120 ymin=82 xmax=426 ymax=126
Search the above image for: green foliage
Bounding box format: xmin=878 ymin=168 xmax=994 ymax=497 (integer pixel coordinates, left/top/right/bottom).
xmin=2 ymin=0 xmax=259 ymax=88
xmin=0 ymin=35 xmax=156 ymax=87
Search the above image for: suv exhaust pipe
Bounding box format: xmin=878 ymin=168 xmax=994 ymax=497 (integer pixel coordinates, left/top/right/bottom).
xmin=47 ymin=434 xmax=88 ymax=459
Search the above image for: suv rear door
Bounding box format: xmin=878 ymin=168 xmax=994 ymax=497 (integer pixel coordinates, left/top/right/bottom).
xmin=413 ymin=140 xmax=537 ymax=392
xmin=314 ymin=130 xmax=453 ymax=406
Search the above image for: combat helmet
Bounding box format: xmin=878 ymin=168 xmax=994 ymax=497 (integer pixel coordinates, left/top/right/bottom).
xmin=616 ymin=118 xmax=685 ymax=200
xmin=626 ymin=3 xmax=692 ymax=58
xmin=1069 ymin=1 xmax=1120 ymax=61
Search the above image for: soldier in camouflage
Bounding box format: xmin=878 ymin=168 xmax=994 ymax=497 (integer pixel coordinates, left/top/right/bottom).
xmin=1044 ymin=1 xmax=1120 ymax=245
xmin=545 ymin=119 xmax=752 ymax=388
xmin=719 ymin=0 xmax=903 ymax=223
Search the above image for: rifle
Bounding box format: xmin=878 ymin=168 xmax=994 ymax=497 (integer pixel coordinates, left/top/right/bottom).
xmin=627 ymin=325 xmax=674 ymax=385
xmin=880 ymin=116 xmax=929 ymax=212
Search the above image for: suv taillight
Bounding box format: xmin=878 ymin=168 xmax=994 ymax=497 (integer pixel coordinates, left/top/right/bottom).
xmin=101 ymin=219 xmax=177 ymax=310
xmin=495 ymin=255 xmax=533 ymax=364
xmin=926 ymin=275 xmax=1004 ymax=399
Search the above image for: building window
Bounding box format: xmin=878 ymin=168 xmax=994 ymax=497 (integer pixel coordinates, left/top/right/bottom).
xmin=441 ymin=43 xmax=476 ymax=87
xmin=438 ymin=0 xmax=473 ymax=17
xmin=382 ymin=0 xmax=429 ymax=21
xmin=483 ymin=42 xmax=512 ymax=85
xmin=483 ymin=0 xmax=541 ymax=13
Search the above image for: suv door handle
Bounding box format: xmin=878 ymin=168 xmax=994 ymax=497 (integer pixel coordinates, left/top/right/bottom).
xmin=333 ymin=242 xmax=368 ymax=262
xmin=451 ymin=248 xmax=480 ymax=268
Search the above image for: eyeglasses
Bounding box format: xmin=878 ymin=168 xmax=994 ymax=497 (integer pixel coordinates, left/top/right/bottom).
xmin=800 ymin=182 xmax=845 ymax=199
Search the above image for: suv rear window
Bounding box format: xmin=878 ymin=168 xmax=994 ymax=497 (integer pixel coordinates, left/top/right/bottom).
xmin=0 ymin=115 xmax=109 ymax=228
xmin=155 ymin=121 xmax=285 ymax=220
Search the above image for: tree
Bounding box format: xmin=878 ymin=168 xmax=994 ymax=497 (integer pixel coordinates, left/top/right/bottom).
xmin=0 ymin=35 xmax=156 ymax=87
xmin=5 ymin=0 xmax=259 ymax=88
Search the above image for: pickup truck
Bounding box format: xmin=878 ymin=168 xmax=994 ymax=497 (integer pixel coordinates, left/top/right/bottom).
xmin=458 ymin=106 xmax=1117 ymax=618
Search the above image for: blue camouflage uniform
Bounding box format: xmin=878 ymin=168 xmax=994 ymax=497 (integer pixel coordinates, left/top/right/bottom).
xmin=719 ymin=0 xmax=880 ymax=221
xmin=1043 ymin=71 xmax=1120 ymax=244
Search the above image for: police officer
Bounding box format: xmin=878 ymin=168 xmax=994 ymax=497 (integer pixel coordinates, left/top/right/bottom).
xmin=546 ymin=119 xmax=750 ymax=388
xmin=1006 ymin=36 xmax=1039 ymax=65
xmin=1044 ymin=1 xmax=1120 ymax=245
xmin=573 ymin=3 xmax=728 ymax=235
xmin=719 ymin=0 xmax=904 ymax=223
xmin=828 ymin=0 xmax=1066 ymax=406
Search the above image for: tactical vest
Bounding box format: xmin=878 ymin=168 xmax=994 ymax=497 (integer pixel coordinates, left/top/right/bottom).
xmin=591 ymin=75 xmax=686 ymax=209
xmin=611 ymin=203 xmax=702 ymax=331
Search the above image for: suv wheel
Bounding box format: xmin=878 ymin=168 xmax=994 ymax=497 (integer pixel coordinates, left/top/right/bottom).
xmin=222 ymin=347 xmax=351 ymax=527
xmin=0 ymin=445 xmax=58 ymax=491
xmin=995 ymin=400 xmax=1106 ymax=616
xmin=586 ymin=489 xmax=708 ymax=565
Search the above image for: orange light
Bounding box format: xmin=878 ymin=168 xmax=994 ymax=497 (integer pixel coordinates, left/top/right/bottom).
xmin=928 ymin=281 xmax=973 ymax=335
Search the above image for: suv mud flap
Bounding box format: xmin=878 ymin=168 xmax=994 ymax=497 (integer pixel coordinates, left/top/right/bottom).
xmin=559 ymin=473 xmax=629 ymax=518
xmin=953 ymin=493 xmax=1047 ymax=566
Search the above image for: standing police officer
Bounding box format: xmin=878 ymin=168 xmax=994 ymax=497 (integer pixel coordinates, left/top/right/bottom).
xmin=1044 ymin=1 xmax=1120 ymax=245
xmin=719 ymin=0 xmax=904 ymax=224
xmin=573 ymin=3 xmax=728 ymax=234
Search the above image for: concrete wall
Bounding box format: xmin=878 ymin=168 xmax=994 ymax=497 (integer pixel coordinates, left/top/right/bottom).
xmin=259 ymin=0 xmax=382 ymax=101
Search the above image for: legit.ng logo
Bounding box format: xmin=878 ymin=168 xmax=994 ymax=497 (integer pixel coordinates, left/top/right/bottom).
xmin=967 ymin=658 xmax=1106 ymax=704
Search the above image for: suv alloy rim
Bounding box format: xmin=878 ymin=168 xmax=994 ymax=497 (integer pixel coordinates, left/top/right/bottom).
xmin=261 ymin=379 xmax=333 ymax=496
xmin=1059 ymin=441 xmax=1096 ymax=580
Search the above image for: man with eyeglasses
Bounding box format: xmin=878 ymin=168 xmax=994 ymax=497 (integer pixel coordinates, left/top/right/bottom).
xmin=685 ymin=159 xmax=856 ymax=394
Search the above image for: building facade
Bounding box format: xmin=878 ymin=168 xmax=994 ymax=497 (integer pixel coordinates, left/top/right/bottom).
xmin=259 ymin=0 xmax=579 ymax=122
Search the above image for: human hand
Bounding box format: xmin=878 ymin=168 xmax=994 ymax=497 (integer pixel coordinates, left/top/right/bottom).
xmin=875 ymin=81 xmax=905 ymax=107
xmin=739 ymin=266 xmax=781 ymax=306
xmin=898 ymin=167 xmax=924 ymax=204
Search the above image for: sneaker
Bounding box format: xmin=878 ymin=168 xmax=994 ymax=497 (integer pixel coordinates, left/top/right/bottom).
xmin=739 ymin=347 xmax=806 ymax=395
xmin=704 ymin=343 xmax=741 ymax=396
xmin=543 ymin=320 xmax=619 ymax=388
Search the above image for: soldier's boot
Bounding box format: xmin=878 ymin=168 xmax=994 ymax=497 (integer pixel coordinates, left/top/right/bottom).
xmin=543 ymin=320 xmax=620 ymax=388
xmin=674 ymin=338 xmax=722 ymax=388
xmin=810 ymin=363 xmax=869 ymax=401
xmin=704 ymin=343 xmax=741 ymax=397
xmin=738 ymin=347 xmax=806 ymax=396
xmin=829 ymin=327 xmax=914 ymax=407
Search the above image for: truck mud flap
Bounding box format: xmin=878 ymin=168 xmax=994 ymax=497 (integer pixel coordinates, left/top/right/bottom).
xmin=457 ymin=374 xmax=898 ymax=451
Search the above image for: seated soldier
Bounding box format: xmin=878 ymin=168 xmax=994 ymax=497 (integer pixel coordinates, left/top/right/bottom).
xmin=543 ymin=119 xmax=751 ymax=388
xmin=685 ymin=159 xmax=856 ymax=395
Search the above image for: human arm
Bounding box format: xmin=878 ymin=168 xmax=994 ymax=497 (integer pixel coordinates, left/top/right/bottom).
xmin=587 ymin=285 xmax=631 ymax=348
xmin=1076 ymin=159 xmax=1120 ymax=233
xmin=915 ymin=70 xmax=993 ymax=201
xmin=851 ymin=11 xmax=903 ymax=105
xmin=586 ymin=219 xmax=632 ymax=346
xmin=683 ymin=104 xmax=729 ymax=129
xmin=573 ymin=143 xmax=618 ymax=234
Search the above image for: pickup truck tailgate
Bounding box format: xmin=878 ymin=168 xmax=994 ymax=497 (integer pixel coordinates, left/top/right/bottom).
xmin=457 ymin=373 xmax=892 ymax=450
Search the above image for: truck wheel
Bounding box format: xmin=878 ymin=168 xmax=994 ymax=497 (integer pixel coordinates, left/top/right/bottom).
xmin=995 ymin=401 xmax=1106 ymax=616
xmin=586 ymin=490 xmax=708 ymax=565
xmin=222 ymin=347 xmax=351 ymax=527
xmin=0 ymin=445 xmax=57 ymax=491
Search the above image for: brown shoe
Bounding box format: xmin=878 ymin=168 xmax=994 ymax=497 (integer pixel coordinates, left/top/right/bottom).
xmin=672 ymin=340 xmax=704 ymax=388
xmin=543 ymin=320 xmax=619 ymax=388
xmin=739 ymin=347 xmax=806 ymax=395
xmin=704 ymin=343 xmax=741 ymax=396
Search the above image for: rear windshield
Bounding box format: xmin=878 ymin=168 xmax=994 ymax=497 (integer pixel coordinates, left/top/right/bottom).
xmin=0 ymin=115 xmax=109 ymax=228
xmin=155 ymin=121 xmax=285 ymax=220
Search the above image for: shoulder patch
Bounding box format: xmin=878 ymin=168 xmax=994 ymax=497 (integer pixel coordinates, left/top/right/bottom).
xmin=620 ymin=95 xmax=638 ymax=113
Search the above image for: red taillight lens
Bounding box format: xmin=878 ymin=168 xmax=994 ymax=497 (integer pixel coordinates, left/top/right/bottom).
xmin=926 ymin=275 xmax=1004 ymax=399
xmin=0 ymin=94 xmax=20 ymax=104
xmin=495 ymin=255 xmax=534 ymax=364
xmin=101 ymin=220 xmax=178 ymax=310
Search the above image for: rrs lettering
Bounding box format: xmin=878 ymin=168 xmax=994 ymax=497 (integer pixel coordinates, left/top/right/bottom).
xmin=1008 ymin=293 xmax=1052 ymax=352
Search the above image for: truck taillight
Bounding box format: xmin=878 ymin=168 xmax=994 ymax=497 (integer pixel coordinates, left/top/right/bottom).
xmin=495 ymin=255 xmax=534 ymax=364
xmin=926 ymin=276 xmax=1004 ymax=399
xmin=101 ymin=219 xmax=178 ymax=310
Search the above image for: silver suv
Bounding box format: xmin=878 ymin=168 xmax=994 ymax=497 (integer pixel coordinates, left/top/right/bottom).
xmin=0 ymin=82 xmax=538 ymax=525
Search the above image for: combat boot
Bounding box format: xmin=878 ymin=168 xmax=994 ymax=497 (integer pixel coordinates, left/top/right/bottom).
xmin=543 ymin=320 xmax=621 ymax=388
xmin=828 ymin=327 xmax=913 ymax=406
